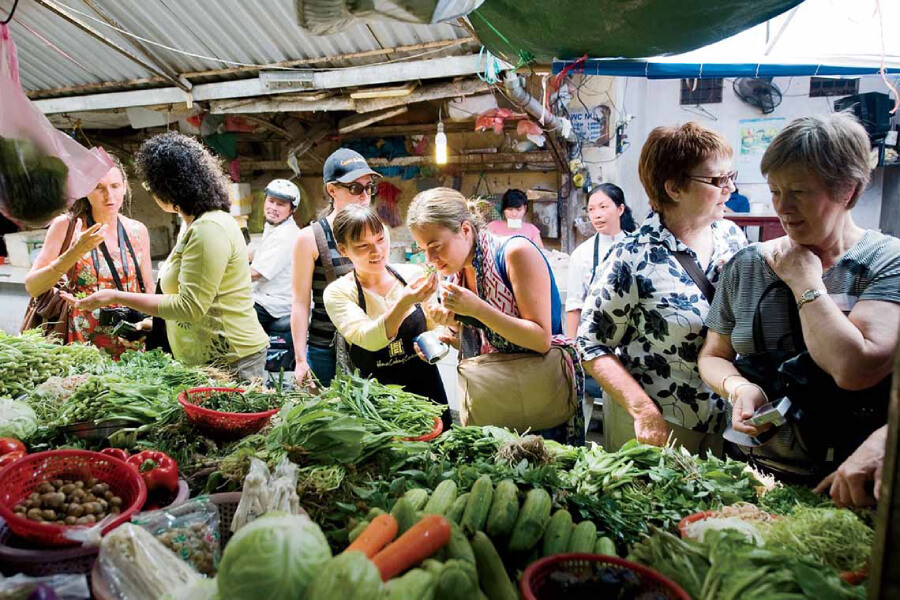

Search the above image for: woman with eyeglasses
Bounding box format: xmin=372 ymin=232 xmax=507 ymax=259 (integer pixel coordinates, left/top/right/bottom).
xmin=699 ymin=114 xmax=900 ymax=484
xmin=577 ymin=122 xmax=747 ymax=456
xmin=290 ymin=148 xmax=384 ymax=389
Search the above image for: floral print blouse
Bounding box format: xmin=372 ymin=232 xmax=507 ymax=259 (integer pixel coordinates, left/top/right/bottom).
xmin=576 ymin=212 xmax=747 ymax=433
xmin=67 ymin=218 xmax=145 ymax=359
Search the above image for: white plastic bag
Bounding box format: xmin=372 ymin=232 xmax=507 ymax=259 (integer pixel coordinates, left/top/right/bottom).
xmin=0 ymin=24 xmax=111 ymax=226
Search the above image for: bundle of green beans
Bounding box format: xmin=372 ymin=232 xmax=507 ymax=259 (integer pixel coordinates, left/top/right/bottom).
xmin=0 ymin=330 xmax=106 ymax=397
xmin=571 ymin=439 xmax=661 ymax=495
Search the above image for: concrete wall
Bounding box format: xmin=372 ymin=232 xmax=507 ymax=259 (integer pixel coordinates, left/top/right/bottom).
xmin=607 ymin=74 xmax=892 ymax=228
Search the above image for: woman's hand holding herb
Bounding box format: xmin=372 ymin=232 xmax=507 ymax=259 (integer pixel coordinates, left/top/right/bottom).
xmin=441 ymin=282 xmax=484 ymax=318
xmin=401 ymin=273 xmax=438 ymax=308
xmin=61 ymin=288 xmax=119 ymax=311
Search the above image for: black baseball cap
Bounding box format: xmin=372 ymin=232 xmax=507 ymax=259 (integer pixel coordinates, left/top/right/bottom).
xmin=323 ymin=148 xmax=379 ymax=183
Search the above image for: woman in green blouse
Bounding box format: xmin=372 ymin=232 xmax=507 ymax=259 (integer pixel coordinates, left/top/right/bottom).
xmin=67 ymin=132 xmax=268 ymax=380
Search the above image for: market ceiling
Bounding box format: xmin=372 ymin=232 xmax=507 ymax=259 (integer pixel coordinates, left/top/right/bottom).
xmin=0 ymin=0 xmax=803 ymax=113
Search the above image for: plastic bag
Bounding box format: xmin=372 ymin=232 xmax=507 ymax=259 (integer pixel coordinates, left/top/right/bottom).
xmin=98 ymin=523 xmax=201 ymax=600
xmin=230 ymin=457 xmax=270 ymax=533
xmin=0 ymin=574 xmax=90 ymax=600
xmin=131 ymin=497 xmax=221 ymax=577
xmin=0 ymin=25 xmax=111 ymax=227
xmin=266 ymin=456 xmax=300 ymax=514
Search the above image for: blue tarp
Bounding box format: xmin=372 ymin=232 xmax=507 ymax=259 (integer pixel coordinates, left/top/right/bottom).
xmin=552 ymin=59 xmax=900 ymax=79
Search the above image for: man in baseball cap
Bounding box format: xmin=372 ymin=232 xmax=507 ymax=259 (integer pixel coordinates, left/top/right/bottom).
xmin=250 ymin=179 xmax=302 ymax=370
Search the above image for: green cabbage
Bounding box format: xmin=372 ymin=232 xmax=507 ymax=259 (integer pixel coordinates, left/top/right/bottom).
xmin=308 ymin=551 xmax=383 ymax=600
xmin=217 ymin=512 xmax=331 ymax=600
xmin=0 ymin=397 xmax=37 ymax=441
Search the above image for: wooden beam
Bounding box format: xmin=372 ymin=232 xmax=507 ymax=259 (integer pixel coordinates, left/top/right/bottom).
xmin=236 ymin=115 xmax=293 ymax=139
xmin=367 ymin=152 xmax=555 ymax=167
xmin=34 ymin=0 xmax=191 ymax=92
xmin=338 ymin=107 xmax=409 ymax=135
xmin=209 ymin=77 xmax=493 ymax=115
xmin=313 ymin=55 xmax=508 ymax=90
xmin=349 ymin=82 xmax=418 ymax=99
xmin=353 ymin=78 xmax=492 ymax=113
xmin=343 ymin=120 xmax=519 ymax=138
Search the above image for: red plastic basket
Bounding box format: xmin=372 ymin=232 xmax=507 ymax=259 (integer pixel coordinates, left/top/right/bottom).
xmin=178 ymin=387 xmax=279 ymax=439
xmin=401 ymin=417 xmax=444 ymax=442
xmin=521 ymin=553 xmax=692 ymax=600
xmin=0 ymin=450 xmax=146 ymax=548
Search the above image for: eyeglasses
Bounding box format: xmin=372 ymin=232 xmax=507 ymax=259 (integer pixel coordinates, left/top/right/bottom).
xmin=686 ymin=171 xmax=738 ymax=189
xmin=331 ymin=181 xmax=379 ymax=197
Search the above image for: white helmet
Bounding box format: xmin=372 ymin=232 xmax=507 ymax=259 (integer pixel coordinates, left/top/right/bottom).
xmin=264 ymin=179 xmax=301 ymax=210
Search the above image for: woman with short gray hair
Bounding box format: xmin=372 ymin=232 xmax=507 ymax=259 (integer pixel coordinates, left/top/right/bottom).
xmin=699 ymin=113 xmax=900 ymax=484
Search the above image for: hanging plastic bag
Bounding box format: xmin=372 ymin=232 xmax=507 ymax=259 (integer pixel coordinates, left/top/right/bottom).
xmin=230 ymin=457 xmax=270 ymax=533
xmin=0 ymin=25 xmax=112 ymax=227
xmin=131 ymin=497 xmax=222 ymax=577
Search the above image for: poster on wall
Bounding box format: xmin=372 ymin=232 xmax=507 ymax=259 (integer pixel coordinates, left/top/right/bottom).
xmin=737 ymin=118 xmax=786 ymax=183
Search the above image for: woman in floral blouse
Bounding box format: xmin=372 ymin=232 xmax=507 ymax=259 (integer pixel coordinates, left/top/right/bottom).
xmin=26 ymin=156 xmax=153 ymax=359
xmin=577 ymin=123 xmax=747 ymax=456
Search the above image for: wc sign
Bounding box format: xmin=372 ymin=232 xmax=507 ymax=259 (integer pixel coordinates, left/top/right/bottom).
xmin=569 ymin=108 xmax=608 ymax=144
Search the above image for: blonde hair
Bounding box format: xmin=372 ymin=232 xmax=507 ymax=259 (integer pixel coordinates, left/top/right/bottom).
xmin=406 ymin=187 xmax=484 ymax=234
xmin=760 ymin=113 xmax=872 ymax=208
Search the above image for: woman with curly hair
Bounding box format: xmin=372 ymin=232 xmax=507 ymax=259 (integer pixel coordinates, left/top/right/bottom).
xmin=68 ymin=132 xmax=268 ymax=380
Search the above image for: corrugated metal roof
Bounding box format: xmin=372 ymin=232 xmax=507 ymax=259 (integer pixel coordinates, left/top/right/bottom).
xmin=1 ymin=0 xmax=476 ymax=95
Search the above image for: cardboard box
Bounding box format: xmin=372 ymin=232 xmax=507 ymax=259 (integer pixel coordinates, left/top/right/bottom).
xmin=229 ymin=183 xmax=253 ymax=216
xmin=3 ymin=230 xmax=48 ymax=268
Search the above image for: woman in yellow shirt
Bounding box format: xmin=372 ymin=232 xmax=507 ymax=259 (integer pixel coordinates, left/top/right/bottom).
xmin=324 ymin=205 xmax=450 ymax=430
xmin=67 ymin=132 xmax=268 ymax=381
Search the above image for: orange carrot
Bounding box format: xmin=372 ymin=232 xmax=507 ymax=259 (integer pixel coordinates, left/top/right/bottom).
xmin=371 ymin=515 xmax=451 ymax=581
xmin=345 ymin=514 xmax=399 ymax=558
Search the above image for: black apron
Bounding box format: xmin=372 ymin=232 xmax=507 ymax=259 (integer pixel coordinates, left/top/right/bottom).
xmin=348 ymin=266 xmax=451 ymax=432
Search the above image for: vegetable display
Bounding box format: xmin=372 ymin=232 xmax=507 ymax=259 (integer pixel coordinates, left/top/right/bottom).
xmin=0 ymin=331 xmax=104 ymax=397
xmin=126 ymin=450 xmax=179 ymax=498
xmin=0 ymin=399 xmax=38 ymax=441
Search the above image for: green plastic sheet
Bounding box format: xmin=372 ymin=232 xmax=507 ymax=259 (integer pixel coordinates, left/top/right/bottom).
xmin=471 ymin=0 xmax=803 ymax=64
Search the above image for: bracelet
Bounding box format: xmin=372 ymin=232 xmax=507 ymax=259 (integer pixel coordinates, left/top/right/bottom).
xmin=720 ymin=374 xmax=743 ymax=396
xmin=729 ymin=382 xmax=768 ymax=404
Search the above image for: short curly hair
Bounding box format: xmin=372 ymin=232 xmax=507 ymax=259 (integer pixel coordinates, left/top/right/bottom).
xmin=135 ymin=132 xmax=230 ymax=217
xmin=638 ymin=122 xmax=733 ymax=213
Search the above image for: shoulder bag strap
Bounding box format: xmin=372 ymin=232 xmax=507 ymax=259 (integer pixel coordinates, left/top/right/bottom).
xmin=85 ymin=213 xmax=125 ymax=292
xmin=312 ymin=219 xmax=338 ymax=284
xmin=60 ymin=216 xmax=77 ymax=256
xmin=672 ymin=250 xmax=715 ymax=303
xmin=591 ymin=233 xmax=600 ymax=284
xmin=119 ymin=220 xmax=146 ymax=293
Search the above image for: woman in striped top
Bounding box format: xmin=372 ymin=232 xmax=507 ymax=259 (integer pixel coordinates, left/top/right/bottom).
xmin=290 ymin=148 xmax=381 ymax=389
xmin=699 ymin=113 xmax=900 ymax=483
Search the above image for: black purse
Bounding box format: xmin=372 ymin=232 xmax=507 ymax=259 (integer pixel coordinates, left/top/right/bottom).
xmin=734 ymin=280 xmax=890 ymax=472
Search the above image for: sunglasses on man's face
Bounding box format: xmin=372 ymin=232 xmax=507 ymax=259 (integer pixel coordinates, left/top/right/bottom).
xmin=332 ymin=181 xmax=379 ymax=197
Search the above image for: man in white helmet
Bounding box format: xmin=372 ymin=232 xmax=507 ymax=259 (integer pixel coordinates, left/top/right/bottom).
xmin=251 ymin=179 xmax=302 ymax=356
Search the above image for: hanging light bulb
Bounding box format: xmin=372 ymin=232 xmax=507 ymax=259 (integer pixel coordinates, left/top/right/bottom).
xmin=435 ymin=121 xmax=448 ymax=165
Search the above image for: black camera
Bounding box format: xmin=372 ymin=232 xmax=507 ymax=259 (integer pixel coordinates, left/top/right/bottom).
xmin=98 ymin=306 xmax=146 ymax=327
xmin=99 ymin=307 xmax=148 ymax=341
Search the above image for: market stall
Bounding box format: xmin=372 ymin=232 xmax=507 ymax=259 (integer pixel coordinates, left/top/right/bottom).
xmin=0 ymin=329 xmax=881 ymax=599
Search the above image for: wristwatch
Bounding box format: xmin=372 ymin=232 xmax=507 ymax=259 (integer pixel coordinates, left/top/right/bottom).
xmin=796 ymin=289 xmax=823 ymax=311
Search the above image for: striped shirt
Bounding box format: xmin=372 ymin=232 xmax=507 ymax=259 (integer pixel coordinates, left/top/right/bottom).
xmin=309 ymin=219 xmax=353 ymax=348
xmin=707 ymin=230 xmax=900 ymax=356
xmin=707 ymin=230 xmax=900 ymax=477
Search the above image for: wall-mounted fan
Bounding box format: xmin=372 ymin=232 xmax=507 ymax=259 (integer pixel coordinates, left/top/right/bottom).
xmin=732 ymin=78 xmax=783 ymax=114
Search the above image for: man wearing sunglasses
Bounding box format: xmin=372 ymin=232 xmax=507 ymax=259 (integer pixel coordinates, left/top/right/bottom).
xmin=290 ymin=148 xmax=385 ymax=389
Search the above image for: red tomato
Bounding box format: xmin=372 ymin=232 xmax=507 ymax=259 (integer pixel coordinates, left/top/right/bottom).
xmin=0 ymin=438 xmax=25 ymax=455
xmin=0 ymin=450 xmax=25 ymax=468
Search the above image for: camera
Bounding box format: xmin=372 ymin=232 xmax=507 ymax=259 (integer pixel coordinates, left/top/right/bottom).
xmin=98 ymin=306 xmax=146 ymax=327
xmin=98 ymin=307 xmax=148 ymax=341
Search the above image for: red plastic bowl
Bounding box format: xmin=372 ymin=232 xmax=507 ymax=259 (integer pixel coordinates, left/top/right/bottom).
xmin=178 ymin=387 xmax=278 ymax=439
xmin=0 ymin=450 xmax=146 ymax=547
xmin=401 ymin=417 xmax=443 ymax=442
xmin=521 ymin=553 xmax=692 ymax=600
